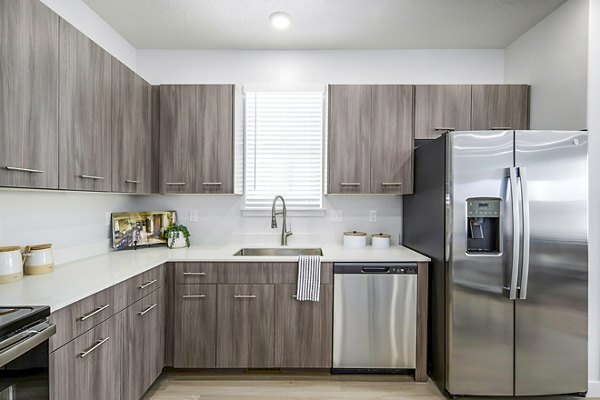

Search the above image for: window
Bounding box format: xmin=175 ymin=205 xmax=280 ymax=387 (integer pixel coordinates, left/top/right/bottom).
xmin=244 ymin=90 xmax=324 ymax=210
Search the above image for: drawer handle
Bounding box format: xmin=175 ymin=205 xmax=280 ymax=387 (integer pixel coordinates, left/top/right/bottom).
xmin=234 ymin=295 xmax=256 ymax=299
xmin=79 ymin=337 xmax=110 ymax=358
xmin=491 ymin=126 xmax=512 ymax=130
xmin=340 ymin=182 xmax=360 ymax=187
xmin=381 ymin=182 xmax=402 ymax=186
xmin=183 ymin=294 xmax=206 ymax=298
xmin=182 ymin=272 xmax=206 ymax=276
xmin=80 ymin=304 xmax=110 ymax=321
xmin=5 ymin=166 xmax=44 ymax=174
xmin=292 ymin=294 xmax=297 ymax=298
xmin=433 ymin=127 xmax=455 ymax=132
xmin=138 ymin=279 xmax=157 ymax=289
xmin=138 ymin=303 xmax=157 ymax=316
xmin=165 ymin=182 xmax=186 ymax=186
xmin=81 ymin=174 xmax=104 ymax=180
xmin=126 ymin=179 xmax=141 ymax=184
xmin=202 ymin=182 xmax=222 ymax=186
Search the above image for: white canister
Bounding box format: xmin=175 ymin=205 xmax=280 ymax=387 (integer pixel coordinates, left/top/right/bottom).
xmin=168 ymin=231 xmax=188 ymax=249
xmin=24 ymin=244 xmax=54 ymax=275
xmin=371 ymin=233 xmax=391 ymax=249
xmin=343 ymin=231 xmax=367 ymax=248
xmin=0 ymin=246 xmax=24 ymax=284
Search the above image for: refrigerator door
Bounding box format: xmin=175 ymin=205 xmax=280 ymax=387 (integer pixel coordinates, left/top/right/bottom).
xmin=514 ymin=131 xmax=588 ymax=396
xmin=446 ymin=131 xmax=516 ymax=396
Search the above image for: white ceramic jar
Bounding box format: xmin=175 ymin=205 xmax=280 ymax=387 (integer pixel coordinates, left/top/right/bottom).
xmin=371 ymin=233 xmax=391 ymax=249
xmin=24 ymin=244 xmax=54 ymax=275
xmin=0 ymin=246 xmax=24 ymax=283
xmin=168 ymin=231 xmax=188 ymax=249
xmin=343 ymin=231 xmax=367 ymax=248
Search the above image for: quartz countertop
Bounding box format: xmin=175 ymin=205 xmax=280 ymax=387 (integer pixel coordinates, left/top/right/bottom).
xmin=0 ymin=243 xmax=429 ymax=312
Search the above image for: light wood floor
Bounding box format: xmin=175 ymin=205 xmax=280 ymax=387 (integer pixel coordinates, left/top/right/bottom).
xmin=142 ymin=370 xmax=446 ymax=400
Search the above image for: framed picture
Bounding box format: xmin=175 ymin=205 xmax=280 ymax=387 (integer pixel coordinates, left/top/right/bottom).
xmin=111 ymin=211 xmax=177 ymax=250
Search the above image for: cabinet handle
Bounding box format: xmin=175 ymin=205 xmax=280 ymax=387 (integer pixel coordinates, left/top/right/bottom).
xmin=126 ymin=179 xmax=141 ymax=184
xmin=79 ymin=337 xmax=110 ymax=358
xmin=183 ymin=294 xmax=206 ymax=298
xmin=5 ymin=166 xmax=44 ymax=174
xmin=381 ymin=182 xmax=402 ymax=187
xmin=138 ymin=303 xmax=157 ymax=316
xmin=433 ymin=127 xmax=455 ymax=132
xmin=202 ymin=182 xmax=222 ymax=186
xmin=234 ymin=295 xmax=256 ymax=299
xmin=292 ymin=294 xmax=297 ymax=298
xmin=165 ymin=182 xmax=186 ymax=186
xmin=138 ymin=279 xmax=157 ymax=289
xmin=79 ymin=304 xmax=110 ymax=321
xmin=81 ymin=174 xmax=104 ymax=180
xmin=340 ymin=183 xmax=360 ymax=187
xmin=491 ymin=126 xmax=512 ymax=130
xmin=182 ymin=272 xmax=206 ymax=276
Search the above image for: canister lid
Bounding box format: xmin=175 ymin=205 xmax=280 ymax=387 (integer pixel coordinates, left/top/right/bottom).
xmin=371 ymin=233 xmax=391 ymax=238
xmin=30 ymin=243 xmax=52 ymax=250
xmin=0 ymin=246 xmax=20 ymax=253
xmin=343 ymin=231 xmax=367 ymax=237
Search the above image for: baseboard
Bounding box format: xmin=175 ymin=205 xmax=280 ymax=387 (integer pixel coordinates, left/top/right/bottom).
xmin=588 ymin=380 xmax=600 ymax=397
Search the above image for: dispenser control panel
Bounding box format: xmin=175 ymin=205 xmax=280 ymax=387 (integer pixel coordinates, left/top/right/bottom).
xmin=467 ymin=199 xmax=500 ymax=218
xmin=466 ymin=197 xmax=501 ymax=254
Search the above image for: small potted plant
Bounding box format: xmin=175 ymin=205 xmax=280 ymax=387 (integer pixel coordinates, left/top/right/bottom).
xmin=164 ymin=224 xmax=191 ymax=249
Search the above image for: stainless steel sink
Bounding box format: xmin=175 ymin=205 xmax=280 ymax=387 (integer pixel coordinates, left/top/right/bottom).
xmin=233 ymin=248 xmax=323 ymax=257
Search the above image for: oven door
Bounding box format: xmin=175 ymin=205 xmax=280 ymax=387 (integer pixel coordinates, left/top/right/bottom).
xmin=0 ymin=322 xmax=56 ymax=400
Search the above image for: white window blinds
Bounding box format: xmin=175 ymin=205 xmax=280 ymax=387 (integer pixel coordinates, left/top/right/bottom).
xmin=244 ymin=91 xmax=324 ymax=209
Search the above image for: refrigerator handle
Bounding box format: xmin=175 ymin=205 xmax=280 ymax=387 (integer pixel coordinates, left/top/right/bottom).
xmin=507 ymin=167 xmax=521 ymax=300
xmin=518 ymin=167 xmax=531 ymax=299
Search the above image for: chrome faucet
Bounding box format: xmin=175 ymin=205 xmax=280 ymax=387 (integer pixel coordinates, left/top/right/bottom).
xmin=271 ymin=195 xmax=292 ymax=246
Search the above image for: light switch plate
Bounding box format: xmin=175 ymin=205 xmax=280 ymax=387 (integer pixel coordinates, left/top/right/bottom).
xmin=330 ymin=209 xmax=343 ymax=222
xmin=189 ymin=210 xmax=198 ymax=222
xmin=369 ymin=210 xmax=377 ymax=222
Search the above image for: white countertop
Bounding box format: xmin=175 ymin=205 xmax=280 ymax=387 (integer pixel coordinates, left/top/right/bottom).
xmin=0 ymin=243 xmax=429 ymax=312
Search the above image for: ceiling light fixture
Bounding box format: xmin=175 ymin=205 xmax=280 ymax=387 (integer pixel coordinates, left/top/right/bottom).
xmin=270 ymin=12 xmax=291 ymax=30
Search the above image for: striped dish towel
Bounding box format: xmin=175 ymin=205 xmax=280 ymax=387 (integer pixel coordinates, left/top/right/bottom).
xmin=296 ymin=255 xmax=321 ymax=302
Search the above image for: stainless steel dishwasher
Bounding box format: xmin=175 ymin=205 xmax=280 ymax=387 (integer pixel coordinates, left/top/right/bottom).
xmin=332 ymin=263 xmax=417 ymax=372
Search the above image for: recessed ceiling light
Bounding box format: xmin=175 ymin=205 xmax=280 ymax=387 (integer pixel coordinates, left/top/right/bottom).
xmin=270 ymin=12 xmax=291 ymax=30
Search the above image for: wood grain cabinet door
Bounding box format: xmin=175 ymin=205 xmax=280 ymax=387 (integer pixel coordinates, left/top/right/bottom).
xmin=415 ymin=85 xmax=471 ymax=139
xmin=58 ymin=19 xmax=112 ymax=191
xmin=471 ymin=85 xmax=530 ymax=131
xmin=274 ymin=284 xmax=333 ymax=368
xmin=370 ymin=85 xmax=414 ymax=194
xmin=159 ymin=85 xmax=197 ymax=193
xmin=216 ymin=284 xmax=275 ymax=368
xmin=0 ymin=0 xmax=59 ymax=189
xmin=173 ymin=284 xmax=217 ymax=367
xmin=111 ymin=59 xmax=152 ymax=193
xmin=196 ymin=85 xmax=234 ymax=193
xmin=327 ymin=85 xmax=371 ymax=194
xmin=50 ymin=314 xmax=121 ymax=400
xmin=122 ymin=288 xmax=165 ymax=400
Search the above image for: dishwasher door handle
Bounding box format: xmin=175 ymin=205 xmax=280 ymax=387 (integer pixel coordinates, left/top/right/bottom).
xmin=361 ymin=267 xmax=390 ymax=273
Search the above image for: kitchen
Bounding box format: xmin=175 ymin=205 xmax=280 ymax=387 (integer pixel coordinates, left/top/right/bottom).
xmin=0 ymin=0 xmax=598 ymax=399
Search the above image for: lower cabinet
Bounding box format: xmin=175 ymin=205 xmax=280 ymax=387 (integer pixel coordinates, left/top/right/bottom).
xmin=50 ymin=314 xmax=122 ymax=400
xmin=122 ymin=287 xmax=165 ymax=400
xmin=173 ymin=284 xmax=217 ymax=367
xmin=216 ymin=284 xmax=275 ymax=368
xmin=274 ymin=284 xmax=333 ymax=368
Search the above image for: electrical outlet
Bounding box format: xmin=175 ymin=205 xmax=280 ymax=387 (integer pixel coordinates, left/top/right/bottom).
xmin=189 ymin=210 xmax=198 ymax=222
xmin=105 ymin=212 xmax=111 ymax=226
xmin=330 ymin=209 xmax=343 ymax=222
xmin=369 ymin=210 xmax=377 ymax=222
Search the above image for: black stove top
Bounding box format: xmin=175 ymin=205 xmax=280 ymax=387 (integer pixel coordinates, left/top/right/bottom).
xmin=0 ymin=306 xmax=50 ymax=339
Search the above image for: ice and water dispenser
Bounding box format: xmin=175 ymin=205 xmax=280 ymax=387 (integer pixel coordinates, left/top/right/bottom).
xmin=466 ymin=198 xmax=501 ymax=254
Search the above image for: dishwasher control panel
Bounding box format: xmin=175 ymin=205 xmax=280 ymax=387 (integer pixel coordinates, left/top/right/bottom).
xmin=333 ymin=263 xmax=417 ymax=274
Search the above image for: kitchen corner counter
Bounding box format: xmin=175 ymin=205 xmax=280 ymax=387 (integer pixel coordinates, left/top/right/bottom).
xmin=0 ymin=243 xmax=429 ymax=312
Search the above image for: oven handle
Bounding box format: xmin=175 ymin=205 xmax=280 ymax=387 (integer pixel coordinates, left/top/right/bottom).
xmin=0 ymin=323 xmax=56 ymax=368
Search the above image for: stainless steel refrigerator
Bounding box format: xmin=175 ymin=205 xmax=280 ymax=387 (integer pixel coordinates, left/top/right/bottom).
xmin=403 ymin=130 xmax=588 ymax=397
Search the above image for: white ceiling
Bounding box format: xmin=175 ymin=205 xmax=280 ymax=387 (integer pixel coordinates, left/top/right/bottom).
xmin=81 ymin=0 xmax=567 ymax=50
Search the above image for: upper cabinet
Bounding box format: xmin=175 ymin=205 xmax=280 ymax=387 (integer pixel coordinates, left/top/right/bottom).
xmin=0 ymin=0 xmax=59 ymax=189
xmin=111 ymin=59 xmax=152 ymax=194
xmin=58 ymin=19 xmax=112 ymax=191
xmin=328 ymin=85 xmax=414 ymax=195
xmin=415 ymin=85 xmax=471 ymax=140
xmin=159 ymin=85 xmax=234 ymax=194
xmin=471 ymin=85 xmax=530 ymax=131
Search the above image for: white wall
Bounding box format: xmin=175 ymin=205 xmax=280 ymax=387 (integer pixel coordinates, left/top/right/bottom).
xmin=136 ymin=49 xmax=504 ymax=86
xmin=505 ymin=0 xmax=588 ymax=130
xmin=587 ymin=0 xmax=600 ymax=395
xmin=39 ymin=0 xmax=137 ymax=70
